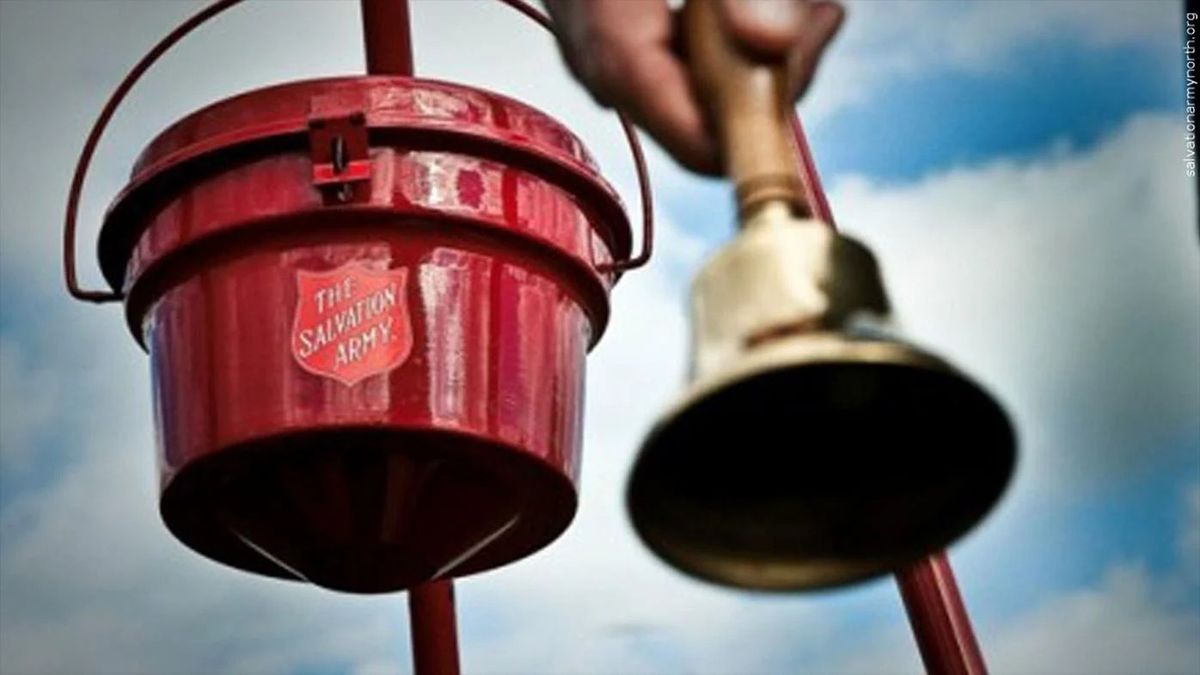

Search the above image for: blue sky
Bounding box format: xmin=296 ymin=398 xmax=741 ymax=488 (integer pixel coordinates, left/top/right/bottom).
xmin=812 ymin=35 xmax=1181 ymax=180
xmin=1 ymin=2 xmax=1197 ymax=674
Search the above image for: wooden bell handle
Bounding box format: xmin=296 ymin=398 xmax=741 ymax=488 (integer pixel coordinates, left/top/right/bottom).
xmin=685 ymin=0 xmax=807 ymax=218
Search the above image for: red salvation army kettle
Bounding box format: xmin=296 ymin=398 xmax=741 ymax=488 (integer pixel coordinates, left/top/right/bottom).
xmin=62 ymin=0 xmax=653 ymax=593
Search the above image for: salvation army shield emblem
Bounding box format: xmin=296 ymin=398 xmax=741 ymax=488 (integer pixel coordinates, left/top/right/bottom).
xmin=292 ymin=263 xmax=413 ymax=386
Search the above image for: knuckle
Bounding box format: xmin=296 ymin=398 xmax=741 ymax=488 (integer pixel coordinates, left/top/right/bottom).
xmin=583 ymin=51 xmax=637 ymax=108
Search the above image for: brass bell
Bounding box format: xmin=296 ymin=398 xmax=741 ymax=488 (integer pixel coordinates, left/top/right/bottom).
xmin=626 ymin=204 xmax=1016 ymax=590
xmin=626 ymin=0 xmax=1016 ymax=591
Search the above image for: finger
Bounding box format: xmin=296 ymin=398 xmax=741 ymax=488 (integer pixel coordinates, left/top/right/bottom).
xmin=592 ymin=45 xmax=722 ymax=174
xmin=784 ymin=1 xmax=844 ymax=100
xmin=547 ymin=0 xmax=721 ymax=173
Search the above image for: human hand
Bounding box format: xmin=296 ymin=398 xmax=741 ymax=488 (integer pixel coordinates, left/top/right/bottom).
xmin=545 ymin=0 xmax=843 ymax=175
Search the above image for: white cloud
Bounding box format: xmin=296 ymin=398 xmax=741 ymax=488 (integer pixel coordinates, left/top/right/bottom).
xmin=1 ymin=2 xmax=1196 ymax=675
xmin=986 ymin=564 xmax=1199 ymax=675
xmin=837 ymin=566 xmax=1200 ymax=675
xmin=1181 ymin=484 xmax=1200 ymax=587
xmin=802 ymin=0 xmax=1181 ymax=124
xmin=831 ymin=113 xmax=1199 ymax=498
xmin=833 ymin=485 xmax=1200 ymax=675
xmin=0 ymin=339 xmax=61 ymax=472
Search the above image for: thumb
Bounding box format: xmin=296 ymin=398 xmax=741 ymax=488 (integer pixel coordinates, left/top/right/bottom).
xmin=718 ymin=0 xmax=809 ymax=58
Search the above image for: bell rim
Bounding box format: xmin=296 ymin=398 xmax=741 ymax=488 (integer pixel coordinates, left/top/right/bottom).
xmin=626 ymin=333 xmax=1016 ymax=592
xmin=630 ymin=519 xmax=930 ymax=592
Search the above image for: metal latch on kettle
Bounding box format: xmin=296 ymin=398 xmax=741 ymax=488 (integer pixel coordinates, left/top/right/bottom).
xmin=308 ymin=95 xmax=371 ymax=203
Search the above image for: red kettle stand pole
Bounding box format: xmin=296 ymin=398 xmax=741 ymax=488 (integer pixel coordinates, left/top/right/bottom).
xmin=361 ymin=0 xmax=413 ymax=76
xmin=357 ymin=2 xmax=462 ymax=674
xmin=790 ymin=114 xmax=989 ymax=675
xmin=896 ymin=554 xmax=989 ymax=675
xmin=408 ymin=581 xmax=463 ymax=675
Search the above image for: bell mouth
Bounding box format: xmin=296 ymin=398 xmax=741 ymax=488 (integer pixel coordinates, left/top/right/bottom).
xmin=160 ymin=427 xmax=577 ymax=594
xmin=627 ymin=339 xmax=1016 ymax=591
